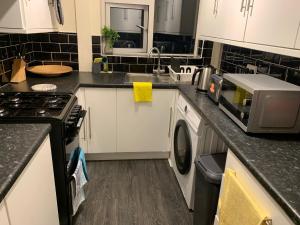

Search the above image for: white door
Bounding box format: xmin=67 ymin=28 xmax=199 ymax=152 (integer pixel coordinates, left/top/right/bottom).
xmin=117 ymin=89 xmax=175 ymax=153
xmin=295 ymin=28 xmax=300 ymax=49
xmin=6 ymin=137 xmax=59 ymax=225
xmin=75 ymin=88 xmax=88 ymax=152
xmin=0 ymin=202 xmax=9 ymax=225
xmin=198 ymin=0 xmax=218 ymax=37
xmin=244 ymin=0 xmax=300 ymax=48
xmin=85 ymin=88 xmax=117 ymax=153
xmin=24 ymin=0 xmax=56 ymax=30
xmin=214 ymin=0 xmax=248 ymax=41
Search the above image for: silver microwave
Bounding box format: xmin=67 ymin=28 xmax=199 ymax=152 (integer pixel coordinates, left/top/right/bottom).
xmin=219 ymin=74 xmax=300 ymax=133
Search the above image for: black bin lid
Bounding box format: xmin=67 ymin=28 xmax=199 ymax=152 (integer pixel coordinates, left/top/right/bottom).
xmin=195 ymin=153 xmax=227 ymax=184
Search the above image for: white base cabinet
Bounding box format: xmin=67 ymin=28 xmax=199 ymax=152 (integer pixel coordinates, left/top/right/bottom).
xmin=295 ymin=31 xmax=300 ymax=49
xmin=215 ymin=150 xmax=295 ymax=225
xmin=1 ymin=136 xmax=59 ymax=225
xmin=76 ymin=88 xmax=176 ymax=156
xmin=117 ymin=89 xmax=175 ymax=152
xmin=85 ymin=88 xmax=117 ymax=153
xmin=0 ymin=202 xmax=9 ymax=225
xmin=0 ymin=0 xmax=57 ymax=33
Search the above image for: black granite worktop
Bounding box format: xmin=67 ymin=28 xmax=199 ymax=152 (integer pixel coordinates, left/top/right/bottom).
xmin=178 ymin=85 xmax=300 ymax=225
xmin=0 ymin=72 xmax=177 ymax=93
xmin=0 ymin=124 xmax=51 ymax=203
xmin=0 ymin=72 xmax=299 ymax=224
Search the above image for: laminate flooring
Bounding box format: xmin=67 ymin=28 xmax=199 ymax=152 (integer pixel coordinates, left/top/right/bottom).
xmin=73 ymin=160 xmax=193 ymax=225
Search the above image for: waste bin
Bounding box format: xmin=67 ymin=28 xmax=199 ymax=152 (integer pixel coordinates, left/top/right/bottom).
xmin=193 ymin=153 xmax=227 ymax=225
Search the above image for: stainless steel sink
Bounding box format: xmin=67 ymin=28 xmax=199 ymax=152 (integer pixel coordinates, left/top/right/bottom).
xmin=125 ymin=73 xmax=171 ymax=83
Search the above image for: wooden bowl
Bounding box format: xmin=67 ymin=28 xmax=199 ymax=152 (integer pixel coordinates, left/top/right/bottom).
xmin=26 ymin=65 xmax=73 ymax=77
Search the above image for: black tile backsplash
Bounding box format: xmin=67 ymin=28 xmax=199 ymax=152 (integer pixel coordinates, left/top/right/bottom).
xmin=220 ymin=44 xmax=300 ymax=86
xmin=0 ymin=32 xmax=79 ymax=79
xmin=91 ymin=35 xmax=211 ymax=73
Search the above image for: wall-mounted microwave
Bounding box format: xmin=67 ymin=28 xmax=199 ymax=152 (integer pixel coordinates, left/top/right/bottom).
xmin=219 ymin=74 xmax=300 ymax=133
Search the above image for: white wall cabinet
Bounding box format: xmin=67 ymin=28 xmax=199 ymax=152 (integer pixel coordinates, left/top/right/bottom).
xmin=58 ymin=0 xmax=77 ymax=33
xmin=244 ymin=0 xmax=300 ymax=48
xmin=295 ymin=29 xmax=300 ymax=49
xmin=85 ymin=88 xmax=117 ymax=153
xmin=0 ymin=202 xmax=9 ymax=225
xmin=214 ymin=0 xmax=247 ymax=41
xmin=198 ymin=0 xmax=300 ymax=56
xmin=215 ymin=150 xmax=295 ymax=225
xmin=75 ymin=88 xmax=88 ymax=152
xmin=0 ymin=0 xmax=58 ymax=33
xmin=117 ymin=89 xmax=175 ymax=152
xmin=5 ymin=136 xmax=59 ymax=225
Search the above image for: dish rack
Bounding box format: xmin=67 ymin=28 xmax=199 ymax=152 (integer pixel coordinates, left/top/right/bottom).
xmin=168 ymin=65 xmax=199 ymax=82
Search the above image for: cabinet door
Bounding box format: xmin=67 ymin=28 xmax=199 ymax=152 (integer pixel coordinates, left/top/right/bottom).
xmin=295 ymin=28 xmax=300 ymax=49
xmin=214 ymin=0 xmax=248 ymax=41
xmin=24 ymin=0 xmax=56 ymax=30
xmin=198 ymin=0 xmax=218 ymax=37
xmin=0 ymin=0 xmax=24 ymax=29
xmin=6 ymin=136 xmax=59 ymax=225
xmin=0 ymin=202 xmax=10 ymax=225
xmin=85 ymin=88 xmax=117 ymax=153
xmin=57 ymin=0 xmax=77 ymax=32
xmin=244 ymin=0 xmax=300 ymax=48
xmin=117 ymin=89 xmax=175 ymax=152
xmin=75 ymin=88 xmax=88 ymax=152
xmin=216 ymin=150 xmax=295 ymax=225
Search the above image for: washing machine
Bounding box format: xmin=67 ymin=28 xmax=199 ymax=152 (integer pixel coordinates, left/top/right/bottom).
xmin=170 ymin=94 xmax=227 ymax=210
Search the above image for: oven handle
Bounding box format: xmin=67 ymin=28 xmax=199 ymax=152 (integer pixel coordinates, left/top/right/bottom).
xmin=76 ymin=110 xmax=87 ymax=129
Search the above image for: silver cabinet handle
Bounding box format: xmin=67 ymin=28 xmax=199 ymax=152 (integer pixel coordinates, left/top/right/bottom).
xmin=240 ymin=0 xmax=246 ymax=12
xmin=213 ymin=0 xmax=217 ymax=15
xmin=88 ymin=107 xmax=92 ymax=139
xmin=215 ymin=0 xmax=219 ymax=15
xmin=83 ymin=112 xmax=86 ymax=140
xmin=247 ymin=0 xmax=254 ymax=16
xmin=168 ymin=107 xmax=173 ymax=137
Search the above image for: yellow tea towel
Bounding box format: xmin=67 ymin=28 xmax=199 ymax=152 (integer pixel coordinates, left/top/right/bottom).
xmin=133 ymin=82 xmax=152 ymax=102
xmin=218 ymin=169 xmax=268 ymax=225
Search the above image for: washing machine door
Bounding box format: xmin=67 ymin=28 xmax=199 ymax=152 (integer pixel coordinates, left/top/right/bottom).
xmin=174 ymin=119 xmax=192 ymax=175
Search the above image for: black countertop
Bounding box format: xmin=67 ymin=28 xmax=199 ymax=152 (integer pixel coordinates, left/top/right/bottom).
xmin=0 ymin=72 xmax=299 ymax=224
xmin=0 ymin=124 xmax=51 ymax=203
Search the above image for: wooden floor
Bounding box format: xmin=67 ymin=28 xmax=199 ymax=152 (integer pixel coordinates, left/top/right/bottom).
xmin=73 ymin=160 xmax=193 ymax=225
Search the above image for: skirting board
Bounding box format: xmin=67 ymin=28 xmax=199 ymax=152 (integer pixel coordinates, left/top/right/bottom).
xmin=86 ymin=151 xmax=170 ymax=161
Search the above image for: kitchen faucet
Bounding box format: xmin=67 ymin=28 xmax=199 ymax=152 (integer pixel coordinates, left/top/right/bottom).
xmin=148 ymin=47 xmax=164 ymax=75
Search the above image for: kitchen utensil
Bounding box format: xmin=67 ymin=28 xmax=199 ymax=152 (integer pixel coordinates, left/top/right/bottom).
xmin=31 ymin=84 xmax=57 ymax=91
xmin=207 ymin=74 xmax=223 ymax=103
xmin=26 ymin=65 xmax=72 ymax=77
xmin=168 ymin=65 xmax=199 ymax=82
xmin=191 ymin=65 xmax=218 ymax=92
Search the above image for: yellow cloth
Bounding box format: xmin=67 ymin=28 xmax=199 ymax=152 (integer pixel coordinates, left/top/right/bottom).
xmin=133 ymin=82 xmax=152 ymax=102
xmin=219 ymin=169 xmax=268 ymax=225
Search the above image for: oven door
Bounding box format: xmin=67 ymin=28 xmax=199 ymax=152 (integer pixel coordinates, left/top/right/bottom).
xmin=173 ymin=120 xmax=192 ymax=175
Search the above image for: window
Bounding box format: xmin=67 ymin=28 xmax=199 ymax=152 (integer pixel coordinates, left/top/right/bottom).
xmin=105 ymin=3 xmax=149 ymax=54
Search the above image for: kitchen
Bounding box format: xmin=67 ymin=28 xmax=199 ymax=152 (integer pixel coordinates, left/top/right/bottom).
xmin=0 ymin=0 xmax=299 ymax=225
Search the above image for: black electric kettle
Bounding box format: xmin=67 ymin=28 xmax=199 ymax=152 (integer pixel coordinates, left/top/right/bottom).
xmin=192 ymin=65 xmax=217 ymax=91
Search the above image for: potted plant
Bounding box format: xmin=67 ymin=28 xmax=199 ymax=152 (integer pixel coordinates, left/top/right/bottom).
xmin=101 ymin=26 xmax=120 ymax=54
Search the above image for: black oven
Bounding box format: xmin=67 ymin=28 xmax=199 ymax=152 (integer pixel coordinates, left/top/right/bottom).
xmin=0 ymin=92 xmax=86 ymax=225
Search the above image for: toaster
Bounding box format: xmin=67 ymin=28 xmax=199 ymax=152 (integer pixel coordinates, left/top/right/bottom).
xmin=207 ymin=74 xmax=223 ymax=103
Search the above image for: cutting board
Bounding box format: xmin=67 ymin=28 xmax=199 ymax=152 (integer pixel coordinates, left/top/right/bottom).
xmin=26 ymin=65 xmax=73 ymax=77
